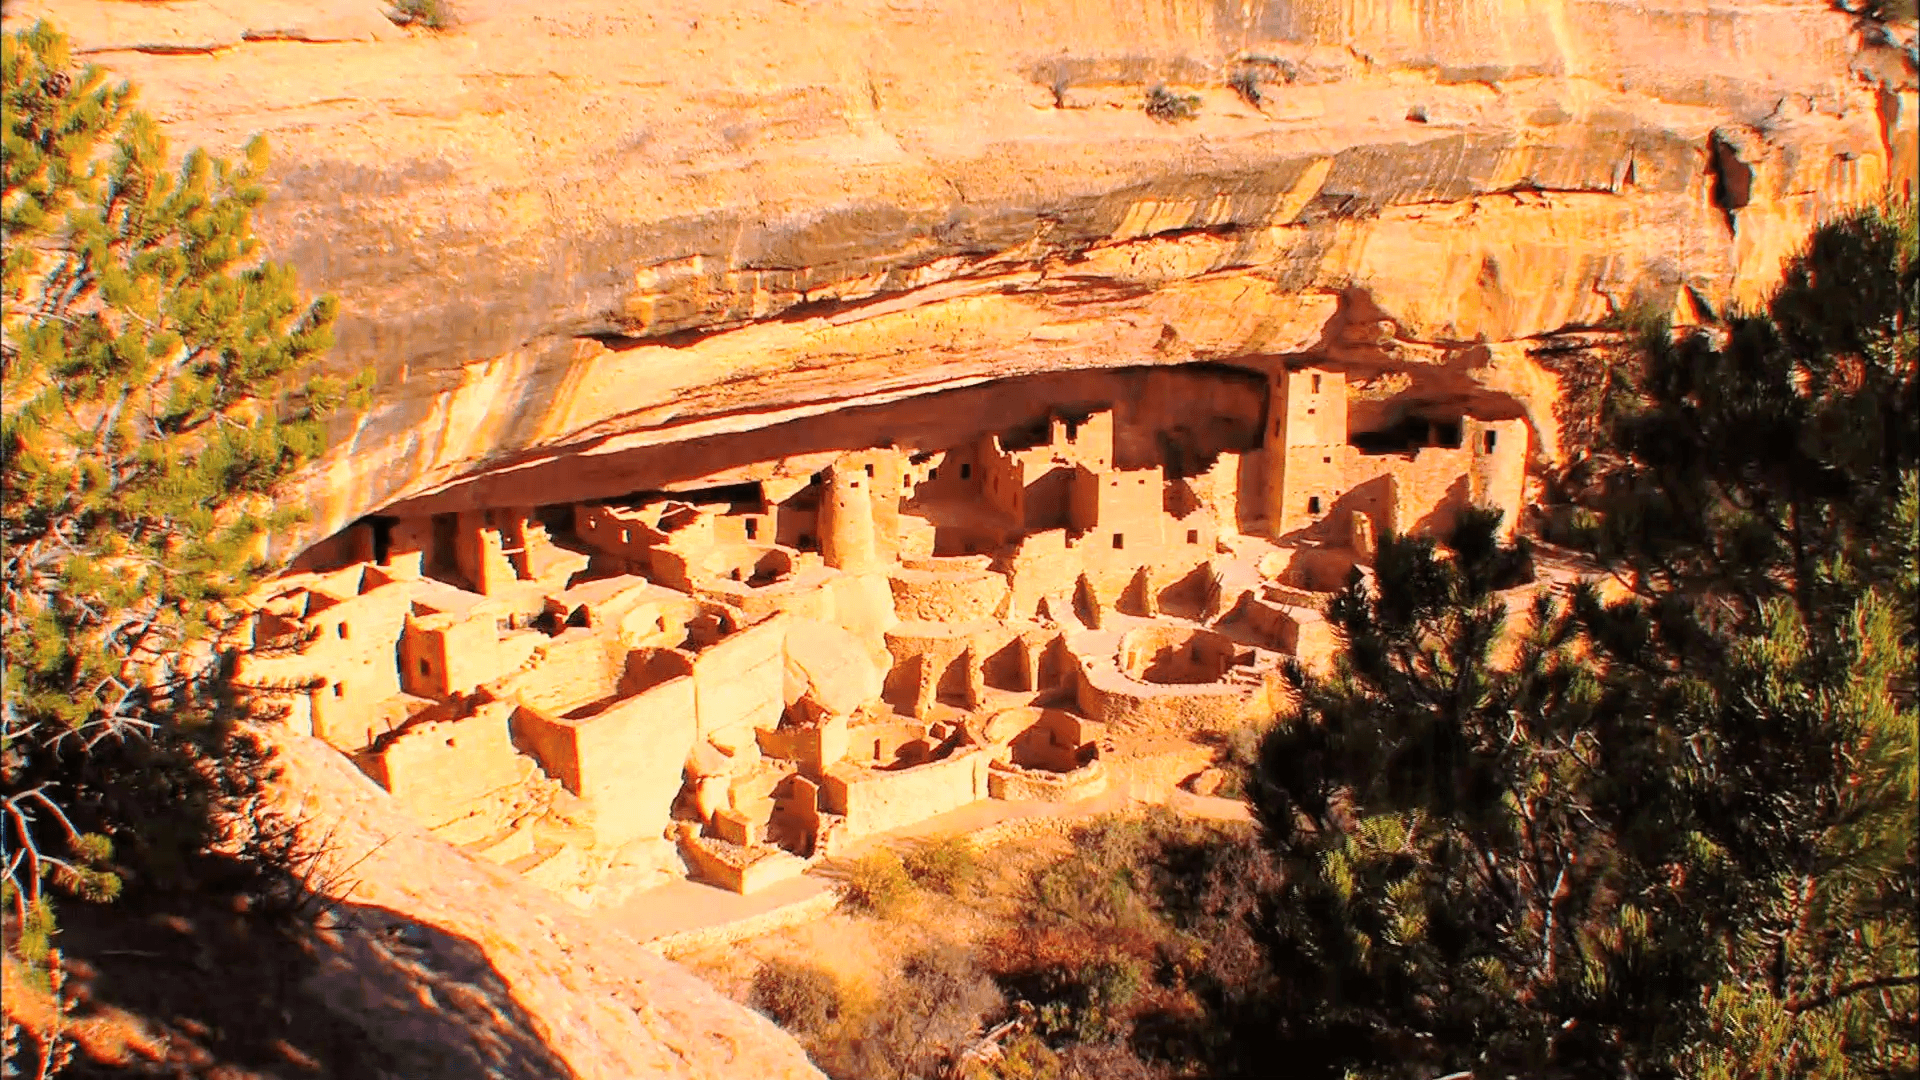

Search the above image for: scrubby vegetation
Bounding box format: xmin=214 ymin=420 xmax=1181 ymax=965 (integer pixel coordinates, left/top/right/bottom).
xmin=752 ymin=957 xmax=847 ymax=1035
xmin=1143 ymin=85 xmax=1199 ymax=123
xmin=1226 ymin=69 xmax=1261 ymax=107
xmin=838 ymin=849 xmax=915 ymax=916
xmin=386 ymin=0 xmax=456 ymax=31
xmin=902 ymin=835 xmax=983 ymax=895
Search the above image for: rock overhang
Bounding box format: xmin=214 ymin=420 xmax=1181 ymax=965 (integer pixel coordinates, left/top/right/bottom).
xmin=3 ymin=0 xmax=1910 ymax=561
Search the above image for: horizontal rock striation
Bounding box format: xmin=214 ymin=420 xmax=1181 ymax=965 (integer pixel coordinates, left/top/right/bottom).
xmin=9 ymin=0 xmax=1912 ymax=552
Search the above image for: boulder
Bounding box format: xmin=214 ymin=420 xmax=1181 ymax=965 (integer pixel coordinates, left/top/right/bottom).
xmin=783 ymin=619 xmax=884 ymax=718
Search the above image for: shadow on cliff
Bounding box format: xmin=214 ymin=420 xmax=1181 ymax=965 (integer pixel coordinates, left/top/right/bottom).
xmin=22 ymin=860 xmax=577 ymax=1080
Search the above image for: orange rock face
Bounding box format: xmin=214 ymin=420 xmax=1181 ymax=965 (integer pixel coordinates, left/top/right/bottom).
xmin=7 ymin=0 xmax=1912 ymax=554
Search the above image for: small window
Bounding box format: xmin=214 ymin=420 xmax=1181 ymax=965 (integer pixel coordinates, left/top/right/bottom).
xmin=1187 ymin=529 xmax=1199 ymax=544
xmin=1311 ymin=374 xmax=1322 ymax=394
xmin=745 ymin=519 xmax=758 ymax=540
xmin=337 ymin=622 xmax=348 ymax=639
xmin=1323 ymin=456 xmax=1332 ymax=464
xmin=1112 ymin=533 xmax=1125 ymax=550
xmin=620 ymin=529 xmax=631 ymax=543
xmin=960 ymin=464 xmax=972 ymax=480
xmin=1308 ymin=497 xmax=1322 ymax=514
xmin=865 ymin=464 xmax=875 ymax=477
xmin=1484 ymin=430 xmax=1498 ymax=452
xmin=332 ymin=682 xmax=344 ymax=698
xmin=929 ymin=468 xmax=938 ymax=481
xmin=418 ymin=659 xmax=430 ymax=676
xmin=798 ymin=534 xmax=816 ymax=551
xmin=1307 ymin=408 xmax=1316 ymax=416
xmin=850 ymin=481 xmax=860 ymax=490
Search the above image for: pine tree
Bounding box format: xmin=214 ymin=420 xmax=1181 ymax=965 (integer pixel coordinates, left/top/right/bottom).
xmin=1 ymin=22 xmax=360 ymax=919
xmin=1573 ymin=201 xmax=1919 ymax=1078
xmin=1243 ymin=203 xmax=1918 ymax=1079
xmin=1241 ymin=512 xmax=1706 ymax=1079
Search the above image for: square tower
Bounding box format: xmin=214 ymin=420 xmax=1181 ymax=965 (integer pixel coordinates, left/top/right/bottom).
xmin=1268 ymin=367 xmax=1348 ymax=536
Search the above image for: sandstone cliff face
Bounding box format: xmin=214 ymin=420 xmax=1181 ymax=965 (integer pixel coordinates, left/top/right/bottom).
xmin=265 ymin=730 xmax=828 ymax=1080
xmin=6 ymin=0 xmax=1913 ymax=549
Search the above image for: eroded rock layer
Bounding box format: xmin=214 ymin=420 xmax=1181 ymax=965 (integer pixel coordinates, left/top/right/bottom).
xmin=7 ymin=0 xmax=1913 ymax=553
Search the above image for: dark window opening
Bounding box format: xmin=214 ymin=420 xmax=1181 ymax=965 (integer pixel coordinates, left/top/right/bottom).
xmin=1311 ymin=374 xmax=1322 ymax=394
xmin=811 ymin=471 xmax=826 ymax=486
xmin=332 ymin=683 xmax=344 ymax=698
xmin=960 ymin=464 xmax=972 ymax=480
xmin=1187 ymin=529 xmax=1199 ymax=544
xmin=337 ymin=623 xmax=348 ymax=639
xmin=1307 ymin=408 xmax=1316 ymax=416
xmin=369 ymin=516 xmax=395 ymax=565
xmin=1308 ymin=497 xmax=1322 ymax=514
xmin=419 ymin=659 xmax=430 ymax=676
xmin=866 ymin=464 xmax=875 ymax=477
xmin=1484 ymin=430 xmax=1498 ymax=452
xmin=745 ymin=519 xmax=758 ymax=540
xmin=798 ymin=534 xmax=817 ymax=551
xmin=1351 ymin=415 xmax=1463 ymax=454
xmin=928 ymin=468 xmax=938 ymax=481
xmin=1112 ymin=533 xmax=1125 ymax=550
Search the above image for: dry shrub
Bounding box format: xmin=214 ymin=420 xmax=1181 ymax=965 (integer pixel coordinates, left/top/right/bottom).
xmin=903 ymin=835 xmax=981 ymax=895
xmin=1144 ymin=85 xmax=1200 ymax=122
xmin=838 ymin=850 xmax=912 ymax=917
xmin=749 ymin=958 xmax=844 ymax=1035
xmin=387 ymin=0 xmax=454 ymax=30
xmin=819 ymin=945 xmax=1003 ymax=1080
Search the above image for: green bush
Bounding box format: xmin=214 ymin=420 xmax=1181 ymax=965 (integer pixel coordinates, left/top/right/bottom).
xmin=902 ymin=835 xmax=981 ymax=895
xmin=750 ymin=958 xmax=845 ymax=1035
xmin=388 ymin=0 xmax=454 ymax=31
xmin=1144 ymin=84 xmax=1200 ymax=123
xmin=838 ymin=850 xmax=912 ymax=916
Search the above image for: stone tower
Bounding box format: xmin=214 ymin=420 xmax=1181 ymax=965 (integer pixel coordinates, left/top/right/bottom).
xmin=1465 ymin=417 xmax=1529 ymax=540
xmin=820 ymin=462 xmax=879 ymax=571
xmin=1267 ymin=367 xmax=1348 ymax=537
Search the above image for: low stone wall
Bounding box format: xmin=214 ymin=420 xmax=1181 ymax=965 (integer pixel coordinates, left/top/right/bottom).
xmin=888 ymin=561 xmax=1009 ymax=622
xmin=1073 ymin=659 xmax=1275 ymax=734
xmin=820 ymin=748 xmax=991 ymax=837
xmin=679 ymin=834 xmax=811 ymax=895
xmin=366 ymin=702 xmax=531 ymax=827
xmin=987 ymin=759 xmax=1108 ymax=803
xmin=646 ymin=890 xmax=841 ymax=957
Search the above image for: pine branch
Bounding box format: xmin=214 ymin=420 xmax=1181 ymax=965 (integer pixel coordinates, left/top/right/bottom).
xmin=1786 ymin=973 xmax=1920 ymax=1014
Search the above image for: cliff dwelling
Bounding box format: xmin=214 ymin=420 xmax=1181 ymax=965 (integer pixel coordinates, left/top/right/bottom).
xmin=245 ymin=361 xmax=1533 ymax=900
